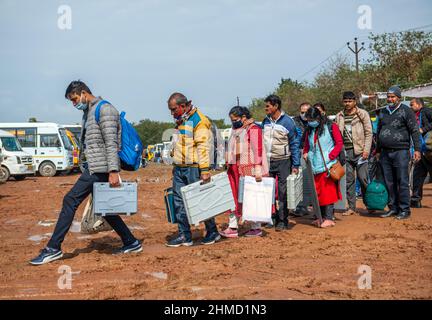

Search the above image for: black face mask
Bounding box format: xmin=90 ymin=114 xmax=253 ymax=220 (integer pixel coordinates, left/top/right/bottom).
xmin=232 ymin=120 xmax=243 ymax=129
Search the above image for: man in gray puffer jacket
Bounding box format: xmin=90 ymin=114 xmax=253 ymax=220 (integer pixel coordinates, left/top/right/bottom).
xmin=30 ymin=81 xmax=142 ymax=265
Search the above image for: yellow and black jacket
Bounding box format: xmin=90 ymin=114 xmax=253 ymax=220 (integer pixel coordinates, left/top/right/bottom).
xmin=172 ymin=107 xmax=211 ymax=172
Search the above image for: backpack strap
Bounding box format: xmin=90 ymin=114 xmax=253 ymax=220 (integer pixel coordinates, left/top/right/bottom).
xmin=95 ymin=100 xmax=110 ymax=124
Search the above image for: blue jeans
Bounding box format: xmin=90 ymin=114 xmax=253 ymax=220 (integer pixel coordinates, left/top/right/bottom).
xmin=47 ymin=169 xmax=137 ymax=250
xmin=380 ymin=149 xmax=411 ymax=213
xmin=172 ymin=166 xmax=217 ymax=240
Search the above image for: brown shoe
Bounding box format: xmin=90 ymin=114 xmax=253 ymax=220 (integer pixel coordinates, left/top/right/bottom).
xmin=342 ymin=209 xmax=356 ymax=216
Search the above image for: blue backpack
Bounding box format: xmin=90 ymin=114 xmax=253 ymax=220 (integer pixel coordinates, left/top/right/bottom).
xmin=95 ymin=100 xmax=143 ymax=171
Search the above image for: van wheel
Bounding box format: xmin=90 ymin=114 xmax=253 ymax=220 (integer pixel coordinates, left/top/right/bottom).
xmin=14 ymin=175 xmax=26 ymax=181
xmin=39 ymin=162 xmax=56 ymax=177
xmin=0 ymin=166 xmax=10 ymax=183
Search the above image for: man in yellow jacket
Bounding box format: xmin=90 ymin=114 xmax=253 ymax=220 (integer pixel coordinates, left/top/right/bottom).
xmin=166 ymin=92 xmax=220 ymax=247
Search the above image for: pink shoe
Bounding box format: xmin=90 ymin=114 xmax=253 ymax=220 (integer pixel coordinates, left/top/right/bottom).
xmin=219 ymin=228 xmax=239 ymax=238
xmin=320 ymin=219 xmax=336 ymax=228
xmin=245 ymin=229 xmax=263 ymax=237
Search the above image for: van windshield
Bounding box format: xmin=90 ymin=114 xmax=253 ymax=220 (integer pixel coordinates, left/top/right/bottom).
xmin=1 ymin=137 xmax=23 ymax=152
xmin=59 ymin=129 xmax=73 ymax=150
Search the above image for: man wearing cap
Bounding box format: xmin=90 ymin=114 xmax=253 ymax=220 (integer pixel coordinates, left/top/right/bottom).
xmin=376 ymin=86 xmax=421 ymax=220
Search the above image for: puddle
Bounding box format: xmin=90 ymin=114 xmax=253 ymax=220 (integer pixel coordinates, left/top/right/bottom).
xmin=147 ymin=272 xmax=168 ymax=280
xmin=70 ymin=221 xmax=81 ymax=233
xmin=77 ymin=235 xmax=93 ymax=240
xmin=19 ymin=288 xmax=39 ymax=294
xmin=5 ymin=219 xmax=20 ymax=225
xmin=38 ymin=220 xmax=56 ymax=227
xmin=28 ymin=233 xmax=52 ymax=242
xmin=129 ymin=225 xmax=145 ymax=231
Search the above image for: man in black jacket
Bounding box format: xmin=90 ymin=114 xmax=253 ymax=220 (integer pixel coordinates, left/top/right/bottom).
xmin=376 ymin=86 xmax=421 ymax=220
xmin=410 ymin=98 xmax=432 ymax=208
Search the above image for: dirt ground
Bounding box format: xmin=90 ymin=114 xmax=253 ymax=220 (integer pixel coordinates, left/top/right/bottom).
xmin=0 ymin=162 xmax=431 ymax=300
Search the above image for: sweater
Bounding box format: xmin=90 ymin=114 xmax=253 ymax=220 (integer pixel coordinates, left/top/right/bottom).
xmin=376 ymin=103 xmax=421 ymax=152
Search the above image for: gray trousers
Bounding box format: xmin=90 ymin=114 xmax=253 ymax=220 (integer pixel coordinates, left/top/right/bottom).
xmin=346 ymin=148 xmax=369 ymax=210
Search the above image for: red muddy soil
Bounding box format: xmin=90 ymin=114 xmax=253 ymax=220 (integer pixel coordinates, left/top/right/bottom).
xmin=0 ymin=163 xmax=431 ymax=300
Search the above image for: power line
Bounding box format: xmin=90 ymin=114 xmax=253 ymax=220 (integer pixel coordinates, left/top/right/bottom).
xmin=296 ymin=44 xmax=347 ymax=81
xmin=295 ymin=23 xmax=432 ymax=82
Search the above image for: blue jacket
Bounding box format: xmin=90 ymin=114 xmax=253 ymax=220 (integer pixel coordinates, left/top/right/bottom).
xmin=307 ymin=125 xmax=337 ymax=175
xmin=262 ymin=112 xmax=300 ymax=167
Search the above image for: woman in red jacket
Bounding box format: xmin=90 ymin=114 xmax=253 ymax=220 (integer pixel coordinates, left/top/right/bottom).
xmin=220 ymin=106 xmax=269 ymax=238
xmin=303 ymin=104 xmax=343 ymax=228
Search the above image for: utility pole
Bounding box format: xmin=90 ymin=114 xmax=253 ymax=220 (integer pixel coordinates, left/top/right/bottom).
xmin=236 ymin=96 xmax=240 ymax=106
xmin=347 ymin=37 xmax=365 ymax=73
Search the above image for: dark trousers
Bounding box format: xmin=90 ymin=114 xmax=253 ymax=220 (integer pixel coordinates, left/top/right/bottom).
xmin=320 ymin=204 xmax=334 ymax=221
xmin=47 ymin=169 xmax=137 ymax=250
xmin=380 ymin=149 xmax=411 ymax=213
xmin=345 ymin=148 xmax=369 ymax=210
xmin=269 ymin=158 xmax=291 ymax=225
xmin=172 ymin=166 xmax=217 ymax=240
xmin=411 ymin=155 xmax=432 ymax=202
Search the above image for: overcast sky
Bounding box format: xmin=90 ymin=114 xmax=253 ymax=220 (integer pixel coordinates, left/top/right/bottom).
xmin=1 ymin=0 xmax=431 ymax=124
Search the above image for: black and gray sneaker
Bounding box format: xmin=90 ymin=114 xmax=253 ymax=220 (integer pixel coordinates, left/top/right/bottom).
xmin=113 ymin=240 xmax=143 ymax=255
xmin=165 ymin=235 xmax=193 ymax=248
xmin=29 ymin=247 xmax=63 ymax=266
xmin=201 ymin=232 xmax=221 ymax=245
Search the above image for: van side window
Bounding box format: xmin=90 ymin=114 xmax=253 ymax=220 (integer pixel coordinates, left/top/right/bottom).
xmin=40 ymin=134 xmax=61 ymax=148
xmin=3 ymin=128 xmax=37 ymax=148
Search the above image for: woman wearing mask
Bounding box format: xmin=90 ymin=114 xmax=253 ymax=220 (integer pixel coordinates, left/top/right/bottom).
xmin=303 ymin=105 xmax=343 ymax=228
xmin=220 ymin=106 xmax=269 ymax=238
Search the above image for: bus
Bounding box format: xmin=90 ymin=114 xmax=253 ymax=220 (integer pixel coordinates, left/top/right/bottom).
xmin=65 ymin=129 xmax=80 ymax=168
xmin=0 ymin=123 xmax=74 ymax=177
xmin=62 ymin=124 xmax=82 ymax=141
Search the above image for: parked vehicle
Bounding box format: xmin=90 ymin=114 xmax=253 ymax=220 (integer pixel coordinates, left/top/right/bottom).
xmin=0 ymin=129 xmax=35 ymax=182
xmin=65 ymin=129 xmax=80 ymax=169
xmin=62 ymin=124 xmax=82 ymax=141
xmin=0 ymin=123 xmax=74 ymax=177
xmin=162 ymin=141 xmax=173 ymax=165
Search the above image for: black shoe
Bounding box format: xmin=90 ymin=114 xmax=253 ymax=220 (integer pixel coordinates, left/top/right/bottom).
xmin=410 ymin=200 xmax=422 ymax=208
xmin=395 ymin=212 xmax=411 ymax=220
xmin=166 ymin=235 xmax=193 ymax=247
xmin=201 ymin=232 xmax=221 ymax=245
xmin=113 ymin=240 xmax=142 ymax=255
xmin=264 ymin=222 xmax=274 ymax=229
xmin=275 ymin=222 xmax=288 ymax=232
xmin=292 ymin=207 xmax=309 ymax=217
xmin=380 ymin=209 xmax=398 ymax=218
xmin=29 ymin=247 xmax=63 ymax=266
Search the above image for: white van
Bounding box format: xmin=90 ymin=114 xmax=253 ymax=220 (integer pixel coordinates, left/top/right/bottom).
xmin=161 ymin=141 xmax=173 ymax=165
xmin=0 ymin=130 xmax=35 ymax=182
xmin=0 ymin=123 xmax=74 ymax=177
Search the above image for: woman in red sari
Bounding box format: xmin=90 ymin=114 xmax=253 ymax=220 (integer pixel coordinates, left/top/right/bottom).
xmin=303 ymin=105 xmax=343 ymax=228
xmin=220 ymin=106 xmax=269 ymax=238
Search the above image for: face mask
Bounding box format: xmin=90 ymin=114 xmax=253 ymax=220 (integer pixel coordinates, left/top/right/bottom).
xmin=308 ymin=121 xmax=319 ymax=128
xmin=75 ymin=93 xmax=88 ymax=111
xmin=300 ymin=113 xmax=307 ymax=121
xmin=232 ymin=119 xmax=243 ymax=129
